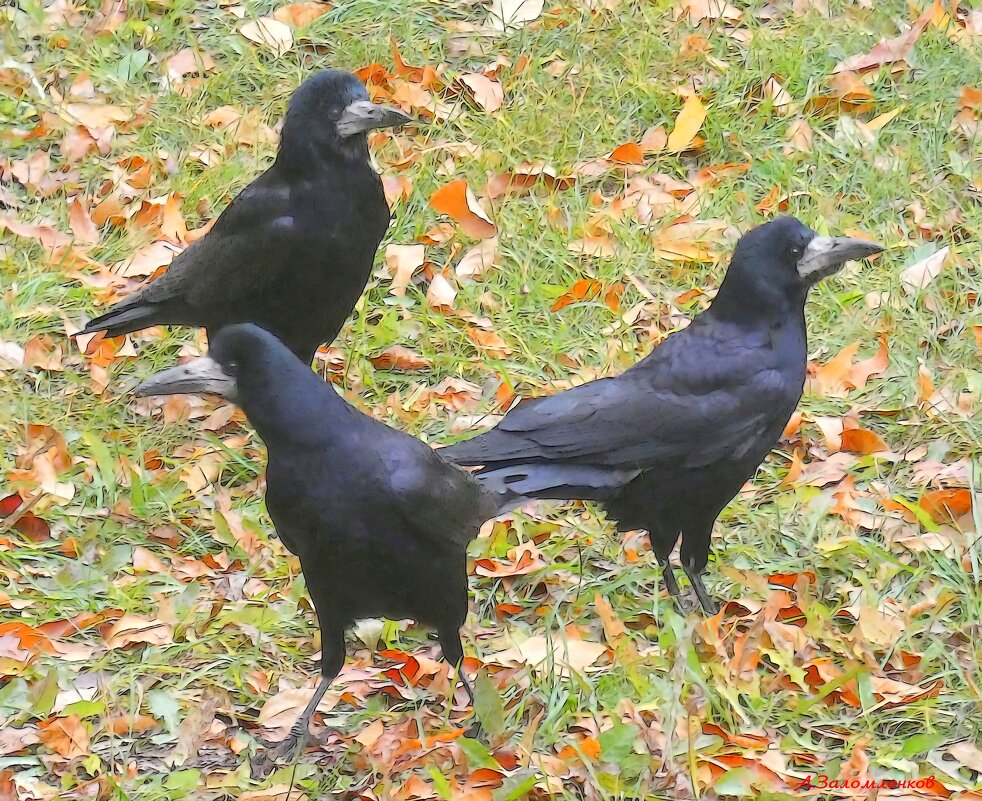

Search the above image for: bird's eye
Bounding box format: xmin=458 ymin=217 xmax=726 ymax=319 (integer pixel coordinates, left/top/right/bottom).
xmin=227 ymin=360 xmax=240 ymax=375
xmin=790 ymin=246 xmax=803 ymax=258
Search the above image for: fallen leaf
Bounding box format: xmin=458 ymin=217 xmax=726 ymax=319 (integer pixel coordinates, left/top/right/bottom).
xmin=117 ymin=240 xmax=182 ymax=278
xmin=384 ymin=244 xmax=425 ymax=296
xmin=370 ymin=346 xmax=431 ymax=371
xmin=785 ymin=118 xmax=813 ymax=154
xmin=488 ymin=0 xmax=544 ymax=32
xmin=920 ymin=488 xmax=972 ymax=523
xmin=675 ymin=0 xmax=741 ymax=24
xmin=840 ymin=427 xmax=889 ymax=454
xmin=63 ymin=102 xmax=132 ymax=134
xmin=608 ymin=142 xmax=645 ymax=164
xmin=0 ymin=213 xmax=72 ymax=251
xmin=551 ymin=278 xmax=603 ymax=312
xmin=38 ymin=715 xmax=89 ymax=758
xmin=105 ymin=614 xmax=173 ymax=648
xmin=666 ymin=95 xmax=706 ymax=151
xmin=900 ymin=247 xmax=948 ymax=293
xmin=466 ymin=327 xmax=512 ymax=358
xmin=460 ymin=73 xmax=504 ymax=113
xmin=257 ymin=686 xmax=339 ymax=739
xmin=426 ymin=271 xmax=458 ymax=310
xmin=489 ymin=634 xmax=607 ymax=675
xmin=239 ymin=18 xmax=293 ymax=56
xmin=455 ymin=237 xmax=498 ymax=280
xmin=429 ymin=179 xmax=497 ymax=239
xmin=68 ymin=197 xmax=99 ymax=244
xmin=164 ymin=48 xmax=216 ymax=81
xmin=835 ymin=8 xmax=931 ymax=72
xmin=273 ymin=1 xmax=331 ymax=27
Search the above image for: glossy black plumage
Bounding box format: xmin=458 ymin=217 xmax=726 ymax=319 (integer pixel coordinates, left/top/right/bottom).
xmin=135 ymin=324 xmax=498 ymax=755
xmin=81 ymin=70 xmax=410 ymax=364
xmin=443 ymin=217 xmax=883 ymax=613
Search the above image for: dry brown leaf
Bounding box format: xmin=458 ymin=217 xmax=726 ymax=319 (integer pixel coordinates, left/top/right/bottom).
xmin=459 ymin=72 xmax=504 ymax=113
xmin=239 ymin=18 xmax=293 ymax=56
xmin=784 ymin=118 xmax=813 ymax=154
xmin=63 ymin=102 xmax=132 ymax=134
xmin=900 ymin=247 xmax=948 ymax=293
xmin=118 ymin=240 xmax=182 ymax=278
xmin=920 ymin=488 xmax=972 ymax=523
xmin=840 ymin=427 xmax=889 ymax=455
xmin=429 ymin=179 xmax=497 ymax=239
xmin=426 ymin=271 xmax=458 ymax=310
xmin=828 ymin=71 xmax=874 ymax=103
xmin=384 ymin=243 xmax=425 ymax=296
xmin=370 ymin=346 xmax=431 ymax=371
xmin=835 ymin=7 xmax=931 ymax=73
xmin=164 ymin=48 xmax=216 ymax=81
xmin=105 ymin=614 xmax=173 ymax=648
xmin=489 ymin=634 xmax=607 ymax=675
xmin=488 ymin=0 xmax=544 ymax=32
xmin=811 ymin=341 xmax=859 ymax=397
xmin=38 ymin=715 xmax=89 ymax=758
xmin=666 ymin=95 xmax=706 ymax=151
xmin=257 ymin=686 xmax=339 ymax=739
xmin=948 ymin=741 xmax=982 ymax=773
xmin=455 ymin=237 xmax=498 ymax=281
xmin=68 ymin=197 xmax=99 ymax=244
xmin=273 ymin=1 xmax=331 ymax=27
xmin=0 ymin=213 xmax=72 ymax=251
xmin=466 ymin=327 xmax=511 ymax=358
xmin=650 ymin=219 xmax=724 ymax=262
xmin=608 ymin=142 xmax=645 ymax=164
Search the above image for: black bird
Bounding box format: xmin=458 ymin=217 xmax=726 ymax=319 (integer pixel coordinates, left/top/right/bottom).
xmin=80 ymin=70 xmax=411 ymax=364
xmin=135 ymin=324 xmax=498 ymax=755
xmin=442 ymin=217 xmax=883 ymax=613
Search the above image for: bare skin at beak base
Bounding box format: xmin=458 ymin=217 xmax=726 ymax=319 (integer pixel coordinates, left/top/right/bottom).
xmin=336 ymin=101 xmax=412 ymax=137
xmin=134 ymin=356 xmax=237 ymax=399
xmin=798 ymin=235 xmax=884 ymax=282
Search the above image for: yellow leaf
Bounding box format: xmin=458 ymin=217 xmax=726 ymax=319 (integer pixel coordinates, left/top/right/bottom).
xmin=666 ymin=94 xmax=706 ymax=152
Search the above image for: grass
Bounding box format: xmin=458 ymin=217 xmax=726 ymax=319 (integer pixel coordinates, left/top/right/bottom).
xmin=1 ymin=0 xmax=981 ymax=798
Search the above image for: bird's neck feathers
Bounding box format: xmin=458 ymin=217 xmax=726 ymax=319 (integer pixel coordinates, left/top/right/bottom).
xmin=706 ymin=261 xmax=806 ymax=328
xmin=237 ymin=361 xmax=352 ymax=449
xmin=276 ymin=118 xmax=371 ymax=174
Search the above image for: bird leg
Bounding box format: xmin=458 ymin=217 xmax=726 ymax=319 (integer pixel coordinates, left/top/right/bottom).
xmin=437 ymin=625 xmax=474 ymax=707
xmin=683 ymin=561 xmax=719 ymax=615
xmin=267 ymin=625 xmax=345 ymax=760
xmin=655 ymin=554 xmax=683 ymax=605
xmin=269 ymin=676 xmax=331 ymax=759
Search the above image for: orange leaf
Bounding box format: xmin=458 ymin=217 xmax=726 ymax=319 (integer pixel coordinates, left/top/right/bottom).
xmin=272 ymin=1 xmax=332 ymax=27
xmin=370 ymin=345 xmax=431 ymax=371
xmin=466 ymin=327 xmax=511 ymax=358
xmin=849 ymin=336 xmax=889 ymax=390
xmin=429 ymin=179 xmax=497 ymax=239
xmin=840 ymin=427 xmax=889 ymax=454
xmin=666 ymin=94 xmax=706 ymax=152
xmin=110 ymin=714 xmax=159 ymax=735
xmin=603 ymin=282 xmax=624 ymax=311
xmin=608 ymin=142 xmax=645 ymax=164
xmin=920 ymin=488 xmax=972 ymax=523
xmin=917 ymin=363 xmax=934 ymax=404
xmin=550 ymin=278 xmax=603 ymax=312
xmin=38 ymin=715 xmax=90 ymax=758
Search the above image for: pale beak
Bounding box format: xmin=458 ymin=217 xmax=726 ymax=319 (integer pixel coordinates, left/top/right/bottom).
xmin=336 ymin=100 xmax=412 ymax=137
xmin=135 ymin=356 xmax=237 ymax=400
xmin=797 ymin=236 xmax=884 ymax=283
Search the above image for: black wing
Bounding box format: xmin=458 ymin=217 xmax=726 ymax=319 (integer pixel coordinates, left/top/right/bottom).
xmin=443 ymin=322 xmax=798 ymax=472
xmin=384 ymin=434 xmax=497 ymax=550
